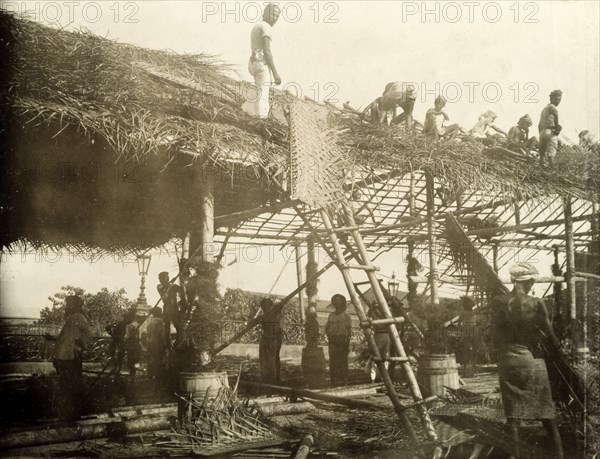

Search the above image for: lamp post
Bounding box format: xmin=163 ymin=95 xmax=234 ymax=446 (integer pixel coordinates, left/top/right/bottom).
xmin=388 ymin=272 xmax=399 ymax=299
xmin=135 ymin=254 xmax=152 ymax=316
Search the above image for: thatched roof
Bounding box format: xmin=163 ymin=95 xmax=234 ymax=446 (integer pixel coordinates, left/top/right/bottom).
xmin=1 ymin=12 xmax=598 ymax=256
xmin=0 ymin=12 xmax=291 ymax=252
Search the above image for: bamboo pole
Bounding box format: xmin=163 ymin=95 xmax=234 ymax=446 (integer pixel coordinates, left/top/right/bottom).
xmin=336 ymin=203 xmax=438 ymax=443
xmin=492 ymin=243 xmax=499 ymax=273
xmin=318 ymin=209 xmax=423 ymax=449
xmin=563 ymin=198 xmax=578 ymax=337
xmin=211 ymin=254 xmax=346 ymax=355
xmin=295 ymin=244 xmax=306 ymax=322
xmin=425 ymin=173 xmax=439 ymax=306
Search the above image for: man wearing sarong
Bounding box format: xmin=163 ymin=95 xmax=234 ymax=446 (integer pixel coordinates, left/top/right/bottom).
xmin=46 ymin=295 xmax=91 ymax=421
xmin=259 ymin=298 xmax=283 ymax=383
xmin=538 ymin=90 xmax=562 ymax=167
xmin=157 ymin=271 xmax=185 ymax=344
xmin=146 ymin=306 xmax=167 ymax=383
xmin=490 ymin=262 xmax=564 ymax=459
xmin=242 ymin=4 xmax=281 ymax=118
xmin=325 ymin=294 xmax=352 ymax=386
xmin=507 ymin=114 xmax=538 ymax=154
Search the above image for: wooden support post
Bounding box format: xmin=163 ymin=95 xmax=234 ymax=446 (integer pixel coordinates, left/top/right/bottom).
xmin=514 ymin=200 xmax=521 ymax=226
xmin=492 ymin=243 xmax=499 ymax=273
xmin=295 ymin=244 xmax=306 ymax=321
xmin=425 ymin=173 xmax=439 ymax=306
xmin=563 ymin=197 xmax=578 ymax=346
xmin=190 ymin=172 xmax=215 ymax=264
xmin=306 ymin=236 xmax=318 ymax=308
xmin=201 ymin=172 xmax=215 ymax=263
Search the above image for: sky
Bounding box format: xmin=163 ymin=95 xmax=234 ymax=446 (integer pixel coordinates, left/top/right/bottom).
xmin=1 ymin=1 xmax=599 ymax=318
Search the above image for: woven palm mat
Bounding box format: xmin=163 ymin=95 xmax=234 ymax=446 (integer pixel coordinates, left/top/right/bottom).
xmin=288 ymin=100 xmax=348 ymax=208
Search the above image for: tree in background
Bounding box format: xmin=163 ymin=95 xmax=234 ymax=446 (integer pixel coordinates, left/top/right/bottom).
xmin=39 ymin=286 xmax=135 ymax=334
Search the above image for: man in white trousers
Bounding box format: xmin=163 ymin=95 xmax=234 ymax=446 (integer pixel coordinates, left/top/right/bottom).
xmin=242 ymin=4 xmax=282 ymax=118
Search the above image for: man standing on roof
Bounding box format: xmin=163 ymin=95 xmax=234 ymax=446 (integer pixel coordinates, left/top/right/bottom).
xmin=538 ymin=90 xmax=563 ymax=167
xmin=242 ymin=4 xmax=282 ymax=119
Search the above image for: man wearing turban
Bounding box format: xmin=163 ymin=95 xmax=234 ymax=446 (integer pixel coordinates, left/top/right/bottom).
xmin=489 ymin=262 xmax=564 ymax=459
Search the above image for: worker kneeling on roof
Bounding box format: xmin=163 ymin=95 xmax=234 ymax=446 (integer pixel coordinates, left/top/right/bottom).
xmin=364 ymin=82 xmax=416 ymax=126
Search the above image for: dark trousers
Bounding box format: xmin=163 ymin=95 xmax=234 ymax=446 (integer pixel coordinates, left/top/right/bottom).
xmin=259 ymin=337 xmax=282 ymax=383
xmin=54 ymin=357 xmax=83 ymax=421
xmin=328 ymin=341 xmax=349 ymax=386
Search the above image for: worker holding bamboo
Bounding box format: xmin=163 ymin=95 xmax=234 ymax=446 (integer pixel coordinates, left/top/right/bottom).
xmin=325 ymin=294 xmax=352 ymax=386
xmin=490 ymin=262 xmax=564 ymax=459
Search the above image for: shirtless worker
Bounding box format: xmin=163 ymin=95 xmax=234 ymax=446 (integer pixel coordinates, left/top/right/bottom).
xmin=538 ymin=90 xmax=563 ymax=167
xmin=507 ymin=114 xmax=539 ymax=155
xmin=423 ymin=96 xmax=464 ymax=140
xmin=242 ymin=4 xmax=282 ymax=118
xmin=363 ymin=82 xmax=416 ymax=127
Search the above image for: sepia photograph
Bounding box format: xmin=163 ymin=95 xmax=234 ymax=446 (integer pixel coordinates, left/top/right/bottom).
xmin=0 ymin=1 xmax=599 ymax=457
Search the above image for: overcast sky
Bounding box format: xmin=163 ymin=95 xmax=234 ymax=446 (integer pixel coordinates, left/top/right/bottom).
xmin=1 ymin=1 xmax=598 ymax=318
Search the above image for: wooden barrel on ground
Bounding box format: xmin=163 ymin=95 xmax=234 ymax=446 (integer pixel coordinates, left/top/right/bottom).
xmin=301 ymin=347 xmax=327 ymax=388
xmin=417 ymin=354 xmax=459 ymax=397
xmin=179 ymin=372 xmax=229 ymax=422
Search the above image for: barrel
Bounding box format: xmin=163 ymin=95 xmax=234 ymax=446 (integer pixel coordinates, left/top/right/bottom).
xmin=179 ymin=372 xmax=229 ymax=400
xmin=302 ymin=347 xmax=327 ymax=388
xmin=417 ymin=354 xmax=459 ymax=397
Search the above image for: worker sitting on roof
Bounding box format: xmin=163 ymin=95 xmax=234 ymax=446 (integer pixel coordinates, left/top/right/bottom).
xmin=363 ymin=82 xmax=416 ymax=126
xmin=579 ymin=130 xmax=599 ymax=153
xmin=241 ymin=4 xmax=282 ymax=119
xmin=507 ymin=114 xmax=539 ymax=155
xmin=422 ymin=96 xmax=465 ymax=140
xmin=538 ymin=89 xmax=563 ymax=167
xmin=470 ymin=110 xmax=507 ymax=145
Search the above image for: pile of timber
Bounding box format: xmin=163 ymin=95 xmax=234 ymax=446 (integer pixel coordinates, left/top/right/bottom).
xmin=170 ymin=386 xmax=283 ymax=456
xmin=0 ymin=403 xmax=177 ymax=450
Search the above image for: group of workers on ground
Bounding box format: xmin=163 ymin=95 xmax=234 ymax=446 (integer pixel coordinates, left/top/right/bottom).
xmin=45 ymin=271 xmax=192 ymax=421
xmin=243 ymin=4 xmax=597 ymax=171
xmin=47 ymin=262 xmax=570 ymax=458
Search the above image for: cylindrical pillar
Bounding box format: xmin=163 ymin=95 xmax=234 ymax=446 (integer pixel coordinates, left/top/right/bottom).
xmin=425 ymin=173 xmax=439 ymax=306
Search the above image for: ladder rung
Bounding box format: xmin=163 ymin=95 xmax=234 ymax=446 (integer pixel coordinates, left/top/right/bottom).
xmin=360 ymin=317 xmax=405 ymax=327
xmin=402 ymin=396 xmax=438 ymax=410
xmin=340 ymin=264 xmax=379 ymax=272
xmin=371 ymin=356 xmax=413 ymax=363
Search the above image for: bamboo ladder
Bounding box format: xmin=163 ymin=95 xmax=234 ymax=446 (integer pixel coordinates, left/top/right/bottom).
xmin=287 ymin=100 xmax=438 ymax=450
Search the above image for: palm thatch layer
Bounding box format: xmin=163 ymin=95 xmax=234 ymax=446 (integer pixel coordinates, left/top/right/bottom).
xmin=1 ymin=12 xmax=598 ymax=254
